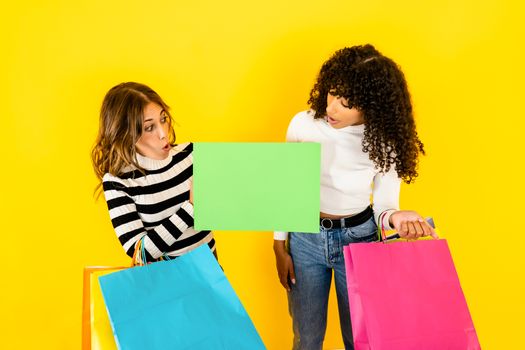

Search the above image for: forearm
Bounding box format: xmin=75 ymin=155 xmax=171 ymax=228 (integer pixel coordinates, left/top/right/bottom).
xmin=138 ymin=201 xmax=195 ymax=260
xmin=111 ymin=200 xmax=195 ymax=261
xmin=273 ymin=239 xmax=286 ymax=252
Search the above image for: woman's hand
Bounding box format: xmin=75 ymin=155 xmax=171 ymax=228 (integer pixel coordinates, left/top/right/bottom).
xmin=389 ymin=210 xmax=438 ymax=239
xmin=273 ymin=240 xmax=296 ymax=291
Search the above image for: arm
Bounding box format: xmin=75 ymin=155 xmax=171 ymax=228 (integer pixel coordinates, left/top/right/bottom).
xmin=373 ymin=169 xmax=437 ymax=239
xmin=273 ymin=114 xmax=302 ymax=290
xmin=103 ymin=180 xmax=195 ymax=262
xmin=372 ymin=167 xmax=401 ymax=231
xmin=273 ymin=239 xmax=295 ymax=291
xmin=272 ymin=114 xmax=301 ymax=242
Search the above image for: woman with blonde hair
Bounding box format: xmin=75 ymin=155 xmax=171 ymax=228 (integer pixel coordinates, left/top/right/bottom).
xmin=92 ymin=82 xmax=216 ymax=262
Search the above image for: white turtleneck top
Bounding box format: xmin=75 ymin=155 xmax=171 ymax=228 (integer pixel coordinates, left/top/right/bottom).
xmin=274 ymin=111 xmax=400 ymax=240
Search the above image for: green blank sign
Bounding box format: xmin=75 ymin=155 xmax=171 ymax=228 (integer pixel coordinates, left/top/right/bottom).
xmin=193 ymin=143 xmax=320 ymax=232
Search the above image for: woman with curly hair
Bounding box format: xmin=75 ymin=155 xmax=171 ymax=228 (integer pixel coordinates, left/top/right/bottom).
xmin=273 ymin=44 xmax=437 ymax=350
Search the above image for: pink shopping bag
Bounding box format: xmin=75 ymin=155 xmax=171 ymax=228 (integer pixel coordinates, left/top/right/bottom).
xmin=343 ymin=239 xmax=480 ymax=350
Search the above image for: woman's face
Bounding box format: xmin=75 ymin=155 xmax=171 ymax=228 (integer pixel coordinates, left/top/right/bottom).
xmin=135 ymin=102 xmax=172 ymax=160
xmin=325 ymin=92 xmax=365 ymax=128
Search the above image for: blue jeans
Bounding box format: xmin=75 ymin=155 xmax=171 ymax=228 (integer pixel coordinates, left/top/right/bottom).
xmin=287 ymin=216 xmax=377 ymax=350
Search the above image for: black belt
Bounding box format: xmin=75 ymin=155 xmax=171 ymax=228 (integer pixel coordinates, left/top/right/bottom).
xmin=320 ymin=205 xmax=373 ymax=229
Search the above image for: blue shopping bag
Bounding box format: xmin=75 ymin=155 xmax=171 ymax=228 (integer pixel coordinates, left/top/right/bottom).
xmin=99 ymin=245 xmax=266 ymax=350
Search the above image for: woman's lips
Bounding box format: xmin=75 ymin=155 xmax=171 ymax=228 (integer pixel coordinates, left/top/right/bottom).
xmin=326 ymin=115 xmax=339 ymax=124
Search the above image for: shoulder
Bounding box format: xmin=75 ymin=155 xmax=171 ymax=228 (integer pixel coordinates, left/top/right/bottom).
xmin=290 ymin=110 xmax=315 ymax=124
xmin=102 ymin=172 xmax=128 ymax=192
xmin=172 ymin=142 xmax=193 ymax=164
xmin=289 ymin=110 xmax=317 ymax=129
xmin=172 ymin=142 xmax=192 ymax=154
xmin=103 ymin=172 xmax=121 ymax=183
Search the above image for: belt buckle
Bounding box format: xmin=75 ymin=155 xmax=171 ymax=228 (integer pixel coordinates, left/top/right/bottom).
xmin=321 ymin=218 xmax=333 ymax=229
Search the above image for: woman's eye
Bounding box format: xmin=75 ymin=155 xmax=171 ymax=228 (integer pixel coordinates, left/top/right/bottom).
xmin=161 ymin=116 xmax=167 ymax=123
xmin=145 ymin=125 xmax=153 ymax=132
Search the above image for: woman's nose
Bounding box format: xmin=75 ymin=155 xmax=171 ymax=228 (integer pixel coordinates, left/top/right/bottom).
xmin=327 ymin=98 xmax=337 ymax=113
xmin=158 ymin=125 xmax=167 ymax=139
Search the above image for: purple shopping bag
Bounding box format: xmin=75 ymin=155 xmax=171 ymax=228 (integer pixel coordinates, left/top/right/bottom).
xmin=343 ymin=239 xmax=480 ymax=350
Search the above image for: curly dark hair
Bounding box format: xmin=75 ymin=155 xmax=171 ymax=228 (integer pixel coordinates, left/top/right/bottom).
xmin=308 ymin=44 xmax=425 ymax=183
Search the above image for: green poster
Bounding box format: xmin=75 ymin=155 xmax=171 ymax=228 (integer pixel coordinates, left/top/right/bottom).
xmin=193 ymin=143 xmax=320 ymax=232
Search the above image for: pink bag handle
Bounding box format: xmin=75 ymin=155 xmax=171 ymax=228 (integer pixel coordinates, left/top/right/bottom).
xmin=378 ymin=211 xmax=435 ymax=242
xmin=377 ymin=211 xmax=388 ymax=242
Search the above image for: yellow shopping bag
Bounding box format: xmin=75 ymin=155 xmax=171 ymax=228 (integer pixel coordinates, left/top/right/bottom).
xmin=82 ymin=267 xmax=126 ymax=350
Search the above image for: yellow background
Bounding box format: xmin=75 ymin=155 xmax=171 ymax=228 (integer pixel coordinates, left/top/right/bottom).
xmin=1 ymin=0 xmax=523 ymax=348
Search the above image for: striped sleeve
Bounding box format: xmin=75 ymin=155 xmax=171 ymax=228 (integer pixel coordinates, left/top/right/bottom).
xmin=103 ymin=181 xmax=195 ymax=261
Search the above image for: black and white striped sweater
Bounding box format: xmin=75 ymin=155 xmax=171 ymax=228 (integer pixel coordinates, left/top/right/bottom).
xmin=102 ymin=142 xmax=215 ymax=262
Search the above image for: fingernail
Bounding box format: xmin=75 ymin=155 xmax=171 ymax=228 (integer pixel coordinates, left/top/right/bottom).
xmin=292 ymin=279 xmax=296 ymax=284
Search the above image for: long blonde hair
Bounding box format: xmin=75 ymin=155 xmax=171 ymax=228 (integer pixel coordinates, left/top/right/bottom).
xmin=91 ymin=82 xmax=176 ymax=196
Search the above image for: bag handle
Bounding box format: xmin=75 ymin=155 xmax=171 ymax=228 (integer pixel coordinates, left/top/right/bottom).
xmin=132 ymin=236 xmax=146 ymax=266
xmin=132 ymin=236 xmax=174 ymax=266
xmin=378 ymin=212 xmax=436 ymax=242
xmin=377 ymin=211 xmax=388 ymax=242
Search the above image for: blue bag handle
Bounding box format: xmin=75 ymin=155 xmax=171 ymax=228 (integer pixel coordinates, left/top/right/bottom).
xmin=133 ymin=236 xmax=174 ymax=266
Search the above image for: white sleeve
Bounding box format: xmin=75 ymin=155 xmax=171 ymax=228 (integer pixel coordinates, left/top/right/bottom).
xmin=286 ymin=114 xmax=301 ymax=142
xmin=274 ymin=231 xmax=289 ymax=240
xmin=274 ymin=115 xmax=303 ymax=240
xmin=372 ymin=167 xmax=401 ymax=230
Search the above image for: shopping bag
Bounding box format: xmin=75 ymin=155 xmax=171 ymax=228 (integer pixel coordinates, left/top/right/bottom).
xmin=82 ymin=267 xmax=126 ymax=350
xmin=98 ymin=244 xmax=266 ymax=350
xmin=343 ymin=239 xmax=480 ymax=350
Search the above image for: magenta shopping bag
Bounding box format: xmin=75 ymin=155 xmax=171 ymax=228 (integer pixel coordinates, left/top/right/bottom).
xmin=343 ymin=239 xmax=480 ymax=350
